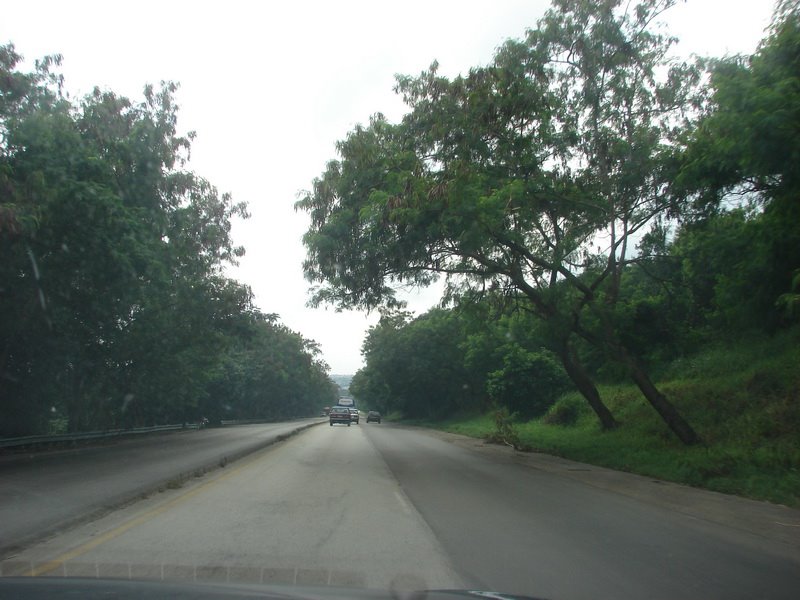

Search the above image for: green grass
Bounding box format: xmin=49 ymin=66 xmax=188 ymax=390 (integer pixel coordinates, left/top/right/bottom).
xmin=407 ymin=329 xmax=800 ymax=507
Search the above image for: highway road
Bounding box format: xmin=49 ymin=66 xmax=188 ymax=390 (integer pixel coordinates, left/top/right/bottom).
xmin=0 ymin=420 xmax=320 ymax=554
xmin=2 ymin=422 xmax=799 ymax=599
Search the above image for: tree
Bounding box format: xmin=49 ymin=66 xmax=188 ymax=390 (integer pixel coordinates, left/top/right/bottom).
xmin=487 ymin=345 xmax=569 ymax=419
xmin=0 ymin=44 xmax=287 ymax=435
xmin=677 ymin=4 xmax=800 ymax=329
xmin=352 ymin=309 xmax=481 ymax=419
xmin=204 ymin=311 xmax=338 ymax=424
xmin=298 ymin=0 xmax=701 ymax=442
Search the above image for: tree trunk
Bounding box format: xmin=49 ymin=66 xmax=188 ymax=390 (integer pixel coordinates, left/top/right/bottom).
xmin=621 ymin=349 xmax=700 ymax=445
xmin=593 ymin=324 xmax=699 ymax=444
xmin=512 ymin=282 xmax=618 ymax=431
xmin=557 ymin=343 xmax=618 ymax=431
xmin=511 ymin=277 xmax=618 ymax=431
xmin=573 ymin=313 xmax=700 ymax=445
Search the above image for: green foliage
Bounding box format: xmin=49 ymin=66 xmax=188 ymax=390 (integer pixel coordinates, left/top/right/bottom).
xmin=680 ymin=8 xmax=800 ymax=211
xmin=297 ymin=0 xmax=709 ymax=443
xmin=677 ymin=7 xmax=800 ymax=330
xmin=0 ymin=44 xmax=335 ymax=436
xmin=670 ymin=209 xmax=787 ymax=331
xmin=351 ymin=309 xmax=483 ymax=420
xmin=344 ymin=0 xmax=797 ymax=497
xmin=203 ymin=313 xmax=338 ymax=424
xmin=542 ymin=395 xmax=586 ymax=426
xmin=306 ymin=1 xmax=798 ymax=447
xmin=425 ymin=328 xmax=800 ymax=506
xmin=487 ymin=346 xmax=569 ymax=419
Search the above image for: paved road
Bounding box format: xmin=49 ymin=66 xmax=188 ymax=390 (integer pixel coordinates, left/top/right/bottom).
xmin=366 ymin=426 xmax=800 ymax=599
xmin=2 ymin=422 xmax=799 ymax=599
xmin=0 ymin=420 xmax=322 ymax=554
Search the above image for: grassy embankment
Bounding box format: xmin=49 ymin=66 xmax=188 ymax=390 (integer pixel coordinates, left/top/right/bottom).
xmin=406 ymin=329 xmax=800 ymax=507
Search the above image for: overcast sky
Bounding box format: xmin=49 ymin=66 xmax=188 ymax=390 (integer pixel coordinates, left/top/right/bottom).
xmin=3 ymin=0 xmax=775 ymax=374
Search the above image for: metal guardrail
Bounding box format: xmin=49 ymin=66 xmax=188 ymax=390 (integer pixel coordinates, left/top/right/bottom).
xmin=0 ymin=423 xmax=200 ymax=450
xmin=218 ymin=419 xmax=276 ymax=426
xmin=1 ymin=416 xmax=325 ymax=450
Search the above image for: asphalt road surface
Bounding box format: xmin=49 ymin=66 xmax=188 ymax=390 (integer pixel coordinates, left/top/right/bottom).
xmin=2 ymin=422 xmax=799 ymax=600
xmin=0 ymin=420 xmax=320 ymax=554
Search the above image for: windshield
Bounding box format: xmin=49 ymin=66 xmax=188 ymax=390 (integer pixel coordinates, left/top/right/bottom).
xmin=1 ymin=1 xmax=799 ymax=599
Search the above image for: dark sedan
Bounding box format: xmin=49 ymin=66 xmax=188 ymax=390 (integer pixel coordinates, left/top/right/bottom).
xmin=329 ymin=407 xmax=352 ymax=426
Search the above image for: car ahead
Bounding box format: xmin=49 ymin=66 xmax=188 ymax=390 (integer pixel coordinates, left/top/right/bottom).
xmin=366 ymin=411 xmax=381 ymax=423
xmin=329 ymin=407 xmax=351 ymax=426
xmin=349 ymin=407 xmax=360 ymax=424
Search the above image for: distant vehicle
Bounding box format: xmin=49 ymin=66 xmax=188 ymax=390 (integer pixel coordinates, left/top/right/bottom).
xmin=322 ymin=406 xmax=331 ymax=416
xmin=349 ymin=408 xmax=359 ymax=424
xmin=329 ymin=407 xmax=351 ymax=426
xmin=366 ymin=411 xmax=381 ymax=424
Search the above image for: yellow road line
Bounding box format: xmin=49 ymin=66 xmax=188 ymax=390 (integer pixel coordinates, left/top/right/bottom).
xmin=28 ymin=434 xmax=297 ymax=577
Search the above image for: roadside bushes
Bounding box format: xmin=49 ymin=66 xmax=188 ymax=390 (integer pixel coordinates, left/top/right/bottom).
xmin=487 ymin=346 xmax=570 ymax=419
xmin=542 ymin=396 xmax=586 ymax=426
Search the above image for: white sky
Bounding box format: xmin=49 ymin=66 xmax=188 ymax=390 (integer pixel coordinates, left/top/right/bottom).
xmin=2 ymin=0 xmax=775 ymax=374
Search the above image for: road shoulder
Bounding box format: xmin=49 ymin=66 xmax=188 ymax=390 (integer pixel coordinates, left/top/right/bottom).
xmin=405 ymin=425 xmax=800 ymax=555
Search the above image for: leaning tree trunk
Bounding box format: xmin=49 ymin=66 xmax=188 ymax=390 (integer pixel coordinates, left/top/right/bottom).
xmin=617 ymin=345 xmax=700 ymax=445
xmin=556 ymin=342 xmax=618 ymax=431
xmin=584 ymin=321 xmax=700 ymax=445
xmin=513 ymin=281 xmax=619 ymax=431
